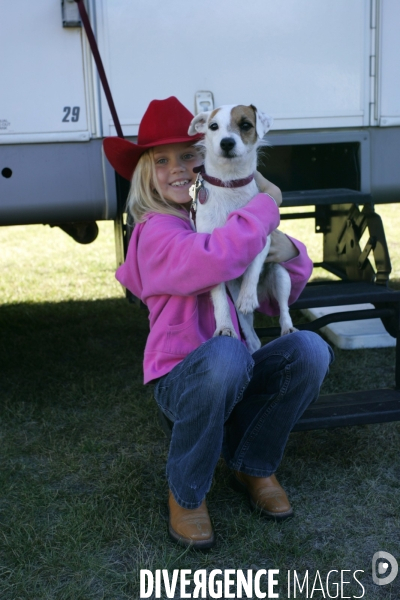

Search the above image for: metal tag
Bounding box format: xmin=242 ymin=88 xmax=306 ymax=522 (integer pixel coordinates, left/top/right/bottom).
xmin=198 ymin=186 xmax=208 ymax=204
xmin=189 ymin=178 xmax=201 ymax=202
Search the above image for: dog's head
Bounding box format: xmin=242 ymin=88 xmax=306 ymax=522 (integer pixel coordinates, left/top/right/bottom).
xmin=188 ymin=104 xmax=273 ymax=161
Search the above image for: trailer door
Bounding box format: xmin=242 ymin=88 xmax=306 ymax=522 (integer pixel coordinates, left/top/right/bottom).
xmin=376 ymin=0 xmax=400 ymax=127
xmin=95 ymin=0 xmax=370 ymax=134
xmin=0 ymin=0 xmax=92 ymax=144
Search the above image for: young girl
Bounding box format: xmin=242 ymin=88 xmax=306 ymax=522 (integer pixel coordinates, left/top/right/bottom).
xmin=104 ymin=96 xmax=333 ymax=550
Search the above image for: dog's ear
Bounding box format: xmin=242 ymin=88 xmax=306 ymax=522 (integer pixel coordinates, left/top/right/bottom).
xmin=188 ymin=112 xmax=211 ymax=135
xmin=251 ymin=105 xmax=273 ymax=138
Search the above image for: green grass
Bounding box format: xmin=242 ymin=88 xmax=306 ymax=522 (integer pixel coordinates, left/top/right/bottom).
xmin=1 ymin=212 xmax=400 ymax=599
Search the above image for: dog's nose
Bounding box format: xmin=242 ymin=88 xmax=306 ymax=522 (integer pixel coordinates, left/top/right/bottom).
xmin=220 ymin=137 xmax=236 ymax=152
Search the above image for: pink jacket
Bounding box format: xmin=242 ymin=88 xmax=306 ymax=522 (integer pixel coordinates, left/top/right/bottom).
xmin=116 ymin=194 xmax=313 ymax=383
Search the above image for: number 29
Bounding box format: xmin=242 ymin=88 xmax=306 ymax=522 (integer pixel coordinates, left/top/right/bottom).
xmin=62 ymin=106 xmax=80 ymax=122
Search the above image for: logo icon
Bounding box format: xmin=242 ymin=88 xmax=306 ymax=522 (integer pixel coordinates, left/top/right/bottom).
xmin=372 ymin=551 xmax=398 ymax=586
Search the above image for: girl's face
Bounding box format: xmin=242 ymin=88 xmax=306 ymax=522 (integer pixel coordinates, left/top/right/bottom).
xmin=153 ymin=142 xmax=203 ymax=208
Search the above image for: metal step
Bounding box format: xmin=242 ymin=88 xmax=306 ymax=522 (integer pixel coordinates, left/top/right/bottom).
xmin=254 ymin=280 xmax=400 ymax=428
xmin=158 ymin=388 xmax=400 ymax=438
xmin=292 ymin=280 xmax=400 ymax=309
xmin=255 ymin=280 xmax=400 ymax=343
xmin=293 ymin=388 xmax=400 ymax=431
xmin=282 ymin=188 xmax=372 ymax=207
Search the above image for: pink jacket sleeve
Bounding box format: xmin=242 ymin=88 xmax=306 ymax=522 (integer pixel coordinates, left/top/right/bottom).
xmin=118 ymin=193 xmax=280 ymax=299
xmin=258 ymin=235 xmax=313 ymax=315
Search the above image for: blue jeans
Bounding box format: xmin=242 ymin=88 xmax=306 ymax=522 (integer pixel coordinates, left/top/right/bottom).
xmin=154 ymin=331 xmax=334 ymax=509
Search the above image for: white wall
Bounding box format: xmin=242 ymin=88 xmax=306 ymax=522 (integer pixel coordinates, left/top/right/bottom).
xmin=96 ymin=0 xmax=370 ymax=135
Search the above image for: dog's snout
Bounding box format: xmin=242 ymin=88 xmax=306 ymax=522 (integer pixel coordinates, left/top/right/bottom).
xmin=220 ymin=137 xmax=236 ymax=153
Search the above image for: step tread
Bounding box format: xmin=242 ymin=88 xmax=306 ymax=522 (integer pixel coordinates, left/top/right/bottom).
xmin=293 ymin=388 xmax=400 ymax=431
xmin=292 ymin=281 xmax=400 ymax=309
xmin=282 ymin=188 xmax=372 ymax=207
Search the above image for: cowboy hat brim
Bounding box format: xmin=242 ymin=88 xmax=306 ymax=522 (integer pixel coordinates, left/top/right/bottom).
xmin=103 ymin=134 xmax=203 ymax=182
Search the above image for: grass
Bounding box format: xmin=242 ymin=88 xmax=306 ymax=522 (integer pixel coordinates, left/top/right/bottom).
xmin=1 ymin=208 xmax=400 ymax=599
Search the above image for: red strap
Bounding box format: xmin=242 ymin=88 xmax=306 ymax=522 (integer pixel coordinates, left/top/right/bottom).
xmin=193 ymin=165 xmax=254 ymax=188
xmin=74 ymin=0 xmax=124 ymax=139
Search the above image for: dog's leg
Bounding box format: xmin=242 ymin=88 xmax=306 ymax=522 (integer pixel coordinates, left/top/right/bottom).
xmin=236 ymin=237 xmax=271 ymax=314
xmin=238 ymin=311 xmax=262 ymax=353
xmin=260 ymin=264 xmax=297 ymax=336
xmin=227 ymin=280 xmax=261 ymax=353
xmin=211 ymin=283 xmax=238 ymax=339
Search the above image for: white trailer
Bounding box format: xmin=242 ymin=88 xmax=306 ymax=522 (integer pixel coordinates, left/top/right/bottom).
xmin=1 ymin=0 xmax=399 ymax=235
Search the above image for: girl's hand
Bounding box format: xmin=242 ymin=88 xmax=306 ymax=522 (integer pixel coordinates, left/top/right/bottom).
xmin=254 ymin=171 xmax=282 ymax=207
xmin=265 ymin=230 xmax=299 ymax=263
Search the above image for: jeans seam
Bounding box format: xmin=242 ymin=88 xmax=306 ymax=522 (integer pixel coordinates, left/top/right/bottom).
xmin=166 ymin=354 xmax=253 ymax=505
xmin=159 ymin=337 xmax=253 ymax=507
xmin=232 ymin=363 xmax=292 ymax=470
xmin=252 ymin=349 xmax=292 ymax=367
xmin=224 ymin=358 xmax=254 ymax=422
xmin=156 ymin=357 xmax=194 ymax=391
xmin=154 ymin=349 xmax=201 ymax=418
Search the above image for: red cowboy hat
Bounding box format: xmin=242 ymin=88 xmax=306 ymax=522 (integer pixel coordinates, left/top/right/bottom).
xmin=103 ymin=96 xmax=203 ymax=181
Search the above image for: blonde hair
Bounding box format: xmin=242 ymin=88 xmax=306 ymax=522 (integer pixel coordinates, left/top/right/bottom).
xmin=127 ymin=148 xmax=191 ymax=223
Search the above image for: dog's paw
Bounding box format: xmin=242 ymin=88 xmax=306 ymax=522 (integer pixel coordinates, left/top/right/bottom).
xmin=213 ymin=326 xmax=238 ymax=339
xmin=236 ymin=293 xmax=259 ymax=315
xmin=280 ymin=326 xmax=298 ymax=336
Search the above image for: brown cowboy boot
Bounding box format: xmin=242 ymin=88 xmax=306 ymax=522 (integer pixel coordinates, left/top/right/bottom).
xmin=168 ymin=490 xmax=215 ymax=549
xmin=234 ymin=472 xmax=293 ymax=520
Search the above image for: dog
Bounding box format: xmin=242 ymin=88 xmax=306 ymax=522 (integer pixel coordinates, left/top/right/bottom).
xmin=188 ymin=104 xmax=296 ymax=354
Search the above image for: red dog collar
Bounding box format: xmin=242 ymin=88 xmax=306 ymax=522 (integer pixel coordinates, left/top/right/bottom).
xmin=193 ymin=165 xmax=254 ymax=188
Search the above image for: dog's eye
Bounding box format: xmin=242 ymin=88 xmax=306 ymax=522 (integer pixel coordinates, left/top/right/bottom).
xmin=209 ymin=123 xmax=219 ymax=131
xmin=240 ymin=122 xmax=253 ymax=131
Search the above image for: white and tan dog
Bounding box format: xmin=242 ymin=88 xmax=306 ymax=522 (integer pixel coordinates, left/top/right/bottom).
xmin=188 ymin=104 xmax=296 ymax=354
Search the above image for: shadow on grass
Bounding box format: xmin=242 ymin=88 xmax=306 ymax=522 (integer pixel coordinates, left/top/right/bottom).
xmin=1 ymin=292 xmax=396 ymax=405
xmin=0 ymin=298 xmax=148 ymax=402
xmin=1 ymin=298 xmax=400 ymax=599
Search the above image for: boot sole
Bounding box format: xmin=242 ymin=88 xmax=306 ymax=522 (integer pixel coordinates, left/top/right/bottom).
xmin=168 ymin=522 xmax=215 ymax=550
xmin=249 ymin=498 xmax=294 ymax=520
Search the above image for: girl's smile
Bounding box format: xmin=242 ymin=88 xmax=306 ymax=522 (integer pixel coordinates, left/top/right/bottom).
xmin=153 ymin=142 xmax=203 ymax=207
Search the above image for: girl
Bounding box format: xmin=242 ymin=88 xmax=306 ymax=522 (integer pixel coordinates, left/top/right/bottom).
xmin=104 ymin=96 xmax=333 ymax=550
